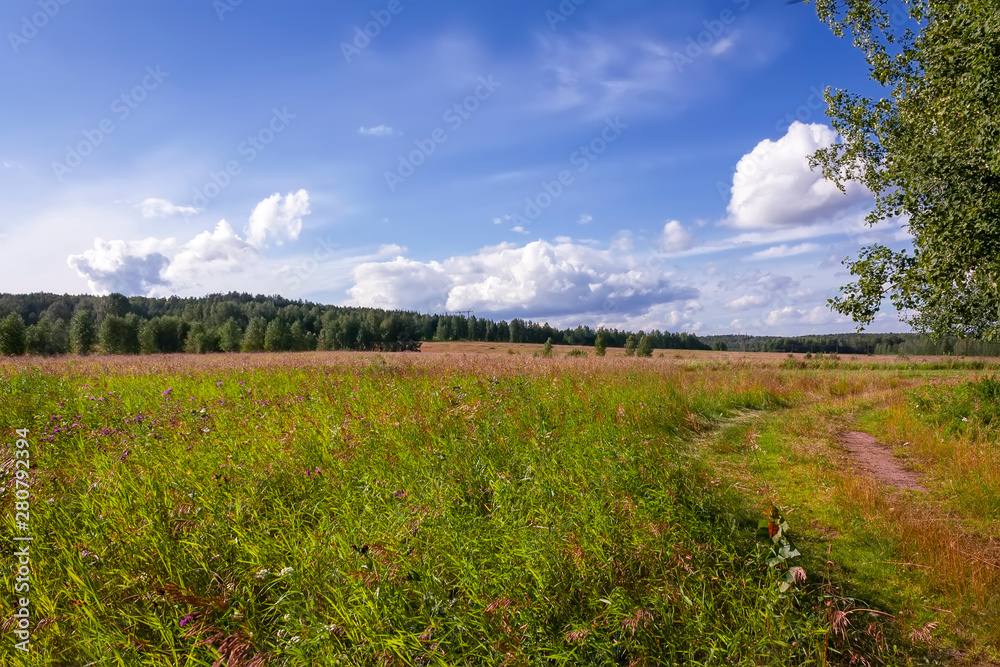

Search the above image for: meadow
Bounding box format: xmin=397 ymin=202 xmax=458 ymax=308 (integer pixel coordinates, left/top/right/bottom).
xmin=1 ymin=347 xmax=998 ymax=666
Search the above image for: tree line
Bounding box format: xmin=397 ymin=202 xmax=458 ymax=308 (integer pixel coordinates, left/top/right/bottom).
xmin=0 ymin=292 xmax=710 ymax=356
xmin=698 ymin=334 xmax=1000 ymax=357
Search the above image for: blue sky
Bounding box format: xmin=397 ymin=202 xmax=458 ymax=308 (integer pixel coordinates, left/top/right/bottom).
xmin=0 ymin=0 xmax=913 ymax=335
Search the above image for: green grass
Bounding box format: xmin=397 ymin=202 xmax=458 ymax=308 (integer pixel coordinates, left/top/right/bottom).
xmin=0 ymin=354 xmax=994 ymax=665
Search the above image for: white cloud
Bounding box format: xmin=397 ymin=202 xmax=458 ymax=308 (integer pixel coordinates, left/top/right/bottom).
xmin=348 ymin=257 xmax=453 ymax=312
xmin=162 ymin=220 xmax=259 ymax=289
xmin=765 ymin=305 xmax=848 ymax=327
xmin=67 ymin=238 xmax=174 ymax=295
xmin=726 ymin=294 xmax=770 ymax=310
xmin=725 ymin=122 xmax=871 ymax=229
xmin=358 ymin=124 xmax=396 ymax=137
xmin=68 ymin=191 xmax=311 ymax=296
xmin=376 ymin=244 xmax=407 ymax=258
xmin=613 ymin=300 xmax=704 ymax=333
xmin=660 ymin=220 xmax=693 ymax=253
xmin=718 ymin=270 xmax=796 ymax=294
xmin=710 ymin=36 xmax=736 ymax=56
xmin=578 ymin=214 xmax=593 ymax=225
xmin=536 ymin=33 xmax=678 ymax=116
xmin=749 ymin=243 xmax=820 ymax=260
xmin=348 ymin=239 xmax=697 ymax=321
xmin=137 ymin=198 xmax=201 ymax=219
xmin=246 ymin=190 xmax=310 ymax=249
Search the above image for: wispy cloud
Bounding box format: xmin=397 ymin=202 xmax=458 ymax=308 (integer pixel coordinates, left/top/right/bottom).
xmin=358 ymin=124 xmax=397 ymax=137
xmin=137 ymin=198 xmax=201 ymax=219
xmin=749 ymin=242 xmax=819 ymax=260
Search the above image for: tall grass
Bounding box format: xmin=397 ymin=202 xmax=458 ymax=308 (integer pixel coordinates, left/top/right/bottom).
xmin=0 ymin=355 xmax=843 ymax=666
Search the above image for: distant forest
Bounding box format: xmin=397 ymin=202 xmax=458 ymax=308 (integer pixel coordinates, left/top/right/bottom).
xmin=698 ymin=334 xmax=1000 ymax=357
xmin=2 ymin=292 xmax=996 ymax=358
xmin=0 ymin=292 xmax=711 ymax=356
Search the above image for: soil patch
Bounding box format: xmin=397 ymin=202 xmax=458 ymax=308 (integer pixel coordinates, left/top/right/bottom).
xmin=838 ymin=430 xmax=927 ymax=492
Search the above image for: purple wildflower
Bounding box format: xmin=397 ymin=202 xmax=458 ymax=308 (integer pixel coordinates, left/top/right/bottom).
xmin=217 ymin=381 xmax=224 ymax=387
xmin=180 ymin=614 xmax=195 ymax=627
xmin=162 ymin=388 xmax=173 ymax=397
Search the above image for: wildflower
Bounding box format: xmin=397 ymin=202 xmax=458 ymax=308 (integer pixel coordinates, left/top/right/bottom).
xmin=162 ymin=388 xmax=173 ymax=397
xmin=180 ymin=614 xmax=195 ymax=627
xmin=278 ymin=567 xmax=294 ymax=577
xmin=217 ymin=381 xmax=224 ymax=387
xmin=255 ymin=568 xmax=269 ymax=579
xmin=283 ymin=613 xmax=291 ymax=621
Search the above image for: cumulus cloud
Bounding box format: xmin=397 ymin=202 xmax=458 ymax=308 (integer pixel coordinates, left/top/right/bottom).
xmin=765 ymin=305 xmax=847 ymax=327
xmin=359 ymin=124 xmax=396 ymax=137
xmin=137 ymin=198 xmax=201 ymax=219
xmin=726 ymin=294 xmax=770 ymax=310
xmin=162 ymin=220 xmax=259 ymax=287
xmin=69 ymin=191 xmax=310 ymax=296
xmin=613 ymin=300 xmax=704 ymax=334
xmin=660 ymin=220 xmax=693 ymax=253
xmin=246 ymin=190 xmax=310 ymax=248
xmin=348 ymin=239 xmax=697 ymax=320
xmin=67 ymin=238 xmax=174 ymax=295
xmin=748 ymin=243 xmax=820 ymax=260
xmin=725 ymin=122 xmax=871 ymax=229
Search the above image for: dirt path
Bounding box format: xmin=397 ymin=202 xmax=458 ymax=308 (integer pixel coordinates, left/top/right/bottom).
xmin=838 ymin=430 xmax=927 ymax=492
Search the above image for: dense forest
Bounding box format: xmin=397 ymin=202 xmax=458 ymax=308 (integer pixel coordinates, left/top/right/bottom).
xmin=0 ymin=292 xmax=711 ymax=356
xmin=698 ymin=333 xmax=1000 ymax=357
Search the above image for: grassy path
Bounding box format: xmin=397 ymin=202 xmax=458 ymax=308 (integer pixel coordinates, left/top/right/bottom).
xmin=699 ymin=370 xmax=1000 ymax=665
